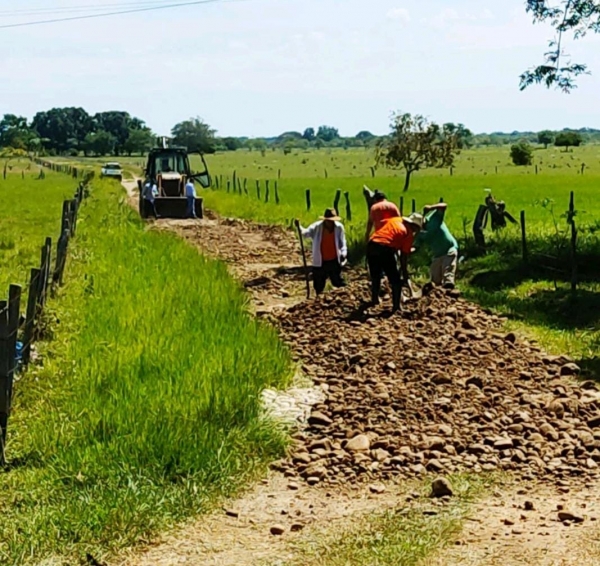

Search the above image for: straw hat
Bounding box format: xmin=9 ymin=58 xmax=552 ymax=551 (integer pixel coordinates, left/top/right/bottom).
xmin=403 ymin=213 xmax=424 ymax=230
xmin=321 ymin=208 xmax=341 ymax=222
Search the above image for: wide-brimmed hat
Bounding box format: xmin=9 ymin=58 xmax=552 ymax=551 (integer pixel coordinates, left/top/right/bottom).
xmin=321 ymin=208 xmax=341 ymax=221
xmin=403 ymin=213 xmax=424 ymax=230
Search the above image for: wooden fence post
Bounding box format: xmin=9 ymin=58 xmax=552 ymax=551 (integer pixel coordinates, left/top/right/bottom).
xmin=274 ymin=181 xmax=280 ymax=204
xmin=265 ymin=180 xmax=270 ymax=203
xmin=70 ymin=200 xmax=79 ymax=237
xmin=232 ymin=170 xmax=237 ymax=191
xmin=344 ymin=191 xmax=352 ymax=221
xmin=520 ymin=210 xmax=528 ymax=264
xmin=6 ymin=285 xmax=20 ymax=416
xmin=569 ymin=191 xmax=577 ymax=294
xmin=305 ymin=189 xmax=311 ymax=211
xmin=324 ymin=168 xmax=328 ymax=179
xmin=61 ymin=200 xmax=70 ymax=235
xmin=243 ymin=178 xmax=248 ymax=195
xmin=22 ymin=269 xmax=40 ymax=366
xmin=227 ymin=180 xmax=231 ymax=193
xmin=0 ymin=299 xmax=8 ymax=465
xmin=333 ymin=189 xmax=342 ymax=214
xmin=215 ymin=176 xmax=220 ymax=189
xmin=278 ymin=169 xmax=281 ymax=179
xmin=256 ymin=180 xmax=261 ymax=200
xmin=370 ymin=166 xmax=375 ymax=178
xmin=237 ymin=178 xmax=242 ymax=195
xmin=38 ymin=241 xmax=50 ymax=310
xmin=411 ymin=199 xmax=416 ymax=214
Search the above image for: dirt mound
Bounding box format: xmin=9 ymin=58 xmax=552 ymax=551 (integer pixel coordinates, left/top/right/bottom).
xmin=270 ymin=283 xmax=600 ymax=486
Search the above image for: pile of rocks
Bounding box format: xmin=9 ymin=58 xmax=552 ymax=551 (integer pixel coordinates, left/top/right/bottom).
xmin=271 ymin=283 xmax=600 ymax=486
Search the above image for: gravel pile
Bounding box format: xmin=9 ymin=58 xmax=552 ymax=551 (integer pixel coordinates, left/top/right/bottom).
xmin=269 ymin=283 xmax=600 ymax=486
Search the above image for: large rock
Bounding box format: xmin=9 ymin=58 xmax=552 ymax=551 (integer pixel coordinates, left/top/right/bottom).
xmin=430 ymin=477 xmax=454 ymax=498
xmin=346 ymin=434 xmax=371 ymax=452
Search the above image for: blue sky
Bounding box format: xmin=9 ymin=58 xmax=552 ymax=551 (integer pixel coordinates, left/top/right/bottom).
xmin=1 ymin=0 xmax=600 ymax=137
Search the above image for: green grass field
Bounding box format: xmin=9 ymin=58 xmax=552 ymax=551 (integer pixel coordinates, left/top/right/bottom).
xmin=0 ymin=161 xmax=75 ymax=296
xmin=58 ymin=146 xmax=600 ymax=368
xmin=1 ymin=175 xmax=292 ymax=565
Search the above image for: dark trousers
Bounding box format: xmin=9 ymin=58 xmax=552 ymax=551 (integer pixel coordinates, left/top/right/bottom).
xmin=144 ymin=199 xmax=158 ymax=218
xmin=367 ymin=241 xmax=402 ymax=309
xmin=313 ymin=259 xmax=345 ymax=294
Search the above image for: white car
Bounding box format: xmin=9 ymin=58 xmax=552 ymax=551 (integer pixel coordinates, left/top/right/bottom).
xmin=101 ymin=162 xmax=123 ymax=181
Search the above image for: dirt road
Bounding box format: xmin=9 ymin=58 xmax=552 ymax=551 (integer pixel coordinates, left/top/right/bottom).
xmin=118 ymin=180 xmax=600 ymax=566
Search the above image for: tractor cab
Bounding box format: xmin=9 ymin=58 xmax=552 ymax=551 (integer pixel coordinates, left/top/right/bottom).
xmin=139 ymin=142 xmax=211 ymax=219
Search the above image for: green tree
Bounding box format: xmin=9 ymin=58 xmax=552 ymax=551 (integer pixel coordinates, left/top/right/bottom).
xmin=32 ymin=107 xmax=93 ymax=153
xmin=510 ymin=142 xmax=534 ymax=166
xmin=0 ymin=114 xmax=33 ymax=149
xmin=93 ymin=111 xmax=137 ymax=155
xmin=537 ymin=130 xmax=555 ymax=148
xmin=316 ymin=125 xmax=339 ymax=142
xmin=555 ymin=131 xmax=583 ymax=151
xmin=522 ymin=0 xmax=600 ymax=91
xmin=221 ymin=137 xmax=242 ymax=151
xmin=171 ymin=117 xmax=216 ymax=153
xmin=376 ymin=112 xmax=462 ymax=191
xmin=356 ymin=130 xmax=375 ymax=141
xmin=123 ymin=127 xmax=154 ymax=156
xmin=84 ymin=130 xmax=116 ymax=156
xmin=443 ymin=123 xmax=473 ymax=149
xmin=303 ymin=127 xmax=315 ymax=141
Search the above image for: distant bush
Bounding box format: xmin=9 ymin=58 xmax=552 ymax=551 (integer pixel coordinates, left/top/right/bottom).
xmin=510 ymin=142 xmax=533 ymax=166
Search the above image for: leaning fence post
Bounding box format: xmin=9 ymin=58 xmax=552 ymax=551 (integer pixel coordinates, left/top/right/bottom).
xmin=344 ymin=191 xmax=352 ymax=221
xmin=23 ymin=269 xmax=40 ymax=366
xmin=569 ymin=191 xmax=577 ymax=294
xmin=520 ymin=210 xmax=528 ymax=264
xmin=274 ymin=181 xmax=280 ymax=204
xmin=305 ymin=189 xmax=311 ymax=211
xmin=0 ymin=299 xmax=9 ymax=465
xmin=70 ymin=200 xmax=79 ymax=237
xmin=38 ymin=241 xmax=50 ymax=310
xmin=265 ymin=180 xmax=270 ymax=203
xmin=333 ymin=189 xmax=342 ymax=214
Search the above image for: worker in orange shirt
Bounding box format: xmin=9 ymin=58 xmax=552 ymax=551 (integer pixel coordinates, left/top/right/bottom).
xmin=365 ymin=190 xmax=401 ymax=242
xmin=367 ymin=213 xmax=423 ymax=312
xmin=295 ymin=208 xmax=348 ymax=295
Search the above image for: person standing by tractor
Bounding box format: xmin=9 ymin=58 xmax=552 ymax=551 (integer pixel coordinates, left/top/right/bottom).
xmin=367 ymin=213 xmax=423 ymax=312
xmin=185 ymin=178 xmax=197 ymax=219
xmin=295 ymin=208 xmax=348 ymax=296
xmin=415 ymin=202 xmax=459 ymax=289
xmin=365 ymin=190 xmax=400 ymax=242
xmin=143 ymin=178 xmax=159 ymax=219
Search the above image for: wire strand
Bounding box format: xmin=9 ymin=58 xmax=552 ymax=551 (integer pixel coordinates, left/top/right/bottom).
xmin=0 ymin=0 xmax=242 ymax=29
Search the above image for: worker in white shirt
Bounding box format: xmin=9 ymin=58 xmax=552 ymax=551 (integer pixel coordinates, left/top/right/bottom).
xmin=294 ymin=208 xmax=348 ymax=295
xmin=143 ymin=178 xmax=159 ymax=218
xmin=185 ymin=178 xmax=197 ymax=219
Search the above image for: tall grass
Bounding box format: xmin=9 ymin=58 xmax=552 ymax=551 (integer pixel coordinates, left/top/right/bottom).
xmin=0 ymin=180 xmax=291 ymax=564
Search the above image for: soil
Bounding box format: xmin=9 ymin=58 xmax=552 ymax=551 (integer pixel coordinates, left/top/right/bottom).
xmin=117 ymin=180 xmax=600 ymax=566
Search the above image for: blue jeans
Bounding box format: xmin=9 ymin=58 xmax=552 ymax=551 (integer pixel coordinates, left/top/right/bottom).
xmin=186 ymin=196 xmax=196 ymax=218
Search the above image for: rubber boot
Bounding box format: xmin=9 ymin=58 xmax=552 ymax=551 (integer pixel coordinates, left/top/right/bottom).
xmin=391 ymin=284 xmax=402 ymax=313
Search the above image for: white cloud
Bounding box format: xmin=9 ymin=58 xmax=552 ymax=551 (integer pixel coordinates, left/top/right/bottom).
xmin=386 ymin=8 xmax=410 ymax=24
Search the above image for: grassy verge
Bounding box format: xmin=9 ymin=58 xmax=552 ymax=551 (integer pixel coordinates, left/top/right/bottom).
xmin=0 ymin=179 xmax=292 ymax=565
xmin=0 ymin=163 xmax=75 ymax=292
xmin=281 ymin=475 xmax=487 ymax=566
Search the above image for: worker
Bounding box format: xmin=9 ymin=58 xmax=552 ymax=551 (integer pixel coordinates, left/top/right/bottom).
xmin=367 ymin=213 xmax=423 ymax=312
xmin=185 ymin=178 xmax=197 ymax=219
xmin=365 ymin=190 xmax=400 ymax=241
xmin=295 ymin=208 xmax=347 ymax=295
xmin=415 ymin=202 xmax=459 ymax=289
xmin=143 ymin=177 xmax=159 ymax=218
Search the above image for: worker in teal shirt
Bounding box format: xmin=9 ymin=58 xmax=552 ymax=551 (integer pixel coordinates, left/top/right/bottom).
xmin=414 ymin=202 xmax=459 ymax=289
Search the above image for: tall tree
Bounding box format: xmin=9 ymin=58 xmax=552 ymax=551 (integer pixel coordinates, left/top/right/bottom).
xmin=93 ymin=111 xmax=135 ymax=156
xmin=443 ymin=123 xmax=473 ymax=149
xmin=554 ymin=131 xmax=583 ymax=150
xmin=537 ymin=130 xmax=555 ymax=148
xmin=171 ymin=117 xmax=216 ymax=153
xmin=0 ymin=114 xmax=32 ymax=149
xmin=84 ymin=130 xmax=116 ymax=156
xmin=316 ymin=125 xmax=339 ymax=142
xmin=32 ymin=107 xmax=93 ymax=152
xmin=522 ymin=0 xmax=600 ymax=91
xmin=123 ymin=127 xmax=154 ymax=156
xmin=302 ymin=127 xmax=315 ymax=141
xmin=376 ymin=112 xmax=462 ymax=192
